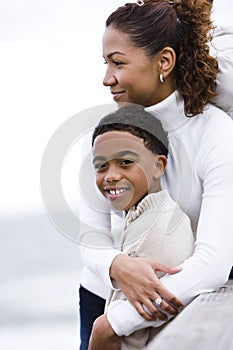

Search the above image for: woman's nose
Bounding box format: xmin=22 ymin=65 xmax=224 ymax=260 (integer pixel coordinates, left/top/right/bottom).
xmin=103 ymin=67 xmax=117 ymax=86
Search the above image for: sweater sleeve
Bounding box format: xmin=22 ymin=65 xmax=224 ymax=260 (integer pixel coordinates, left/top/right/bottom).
xmin=210 ymin=26 xmax=233 ymax=117
xmin=107 ymin=120 xmax=233 ymax=336
xmin=78 ymin=132 xmax=124 ymax=290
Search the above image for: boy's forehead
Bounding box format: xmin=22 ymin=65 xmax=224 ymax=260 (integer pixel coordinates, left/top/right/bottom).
xmin=92 ymin=131 xmax=150 ymax=159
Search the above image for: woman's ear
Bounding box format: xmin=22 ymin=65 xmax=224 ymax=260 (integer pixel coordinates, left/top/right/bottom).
xmin=158 ymin=47 xmax=176 ymax=80
xmin=153 ymin=155 xmax=167 ymax=179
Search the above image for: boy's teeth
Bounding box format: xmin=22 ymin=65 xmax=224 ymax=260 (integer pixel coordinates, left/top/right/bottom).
xmin=109 ymin=189 xmax=126 ymax=195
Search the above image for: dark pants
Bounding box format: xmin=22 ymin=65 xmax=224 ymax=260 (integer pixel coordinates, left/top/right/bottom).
xmin=79 ymin=285 xmax=106 ymax=350
xmin=229 ymin=267 xmax=233 ymax=279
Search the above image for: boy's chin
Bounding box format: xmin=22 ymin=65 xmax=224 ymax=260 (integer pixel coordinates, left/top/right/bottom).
xmin=110 ymin=200 xmax=131 ymax=212
xmin=111 ymin=203 xmax=128 ymax=211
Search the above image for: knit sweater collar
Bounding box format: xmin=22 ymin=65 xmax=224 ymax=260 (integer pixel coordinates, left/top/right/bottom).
xmin=146 ymin=91 xmax=189 ymax=132
xmin=125 ymin=189 xmax=175 ymax=226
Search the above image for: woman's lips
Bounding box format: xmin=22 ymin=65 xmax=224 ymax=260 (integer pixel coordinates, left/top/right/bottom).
xmin=111 ymin=91 xmax=125 ymax=101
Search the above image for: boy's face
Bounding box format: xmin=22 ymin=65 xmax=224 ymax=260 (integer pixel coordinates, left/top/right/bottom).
xmin=93 ymin=130 xmax=166 ymax=211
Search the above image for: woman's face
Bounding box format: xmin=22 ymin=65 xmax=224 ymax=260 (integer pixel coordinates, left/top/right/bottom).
xmin=102 ymin=26 xmax=163 ymax=107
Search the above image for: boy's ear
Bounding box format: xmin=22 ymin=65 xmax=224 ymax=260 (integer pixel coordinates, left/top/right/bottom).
xmin=153 ymin=155 xmax=167 ymax=179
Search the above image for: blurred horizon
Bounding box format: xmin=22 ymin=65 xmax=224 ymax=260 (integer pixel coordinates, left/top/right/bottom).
xmin=1 ymin=211 xmax=83 ymax=349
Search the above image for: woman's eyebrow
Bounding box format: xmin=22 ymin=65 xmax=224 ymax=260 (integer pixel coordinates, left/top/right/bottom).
xmin=104 ymin=51 xmax=126 ymax=59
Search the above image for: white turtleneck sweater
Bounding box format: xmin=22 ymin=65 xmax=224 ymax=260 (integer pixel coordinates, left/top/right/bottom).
xmin=102 ymin=91 xmax=233 ymax=336
xmin=78 ymin=26 xmax=233 ymax=335
xmin=79 ymin=91 xmax=233 ymax=336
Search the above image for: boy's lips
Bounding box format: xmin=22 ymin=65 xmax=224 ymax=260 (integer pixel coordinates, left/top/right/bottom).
xmin=104 ymin=186 xmax=129 ymax=201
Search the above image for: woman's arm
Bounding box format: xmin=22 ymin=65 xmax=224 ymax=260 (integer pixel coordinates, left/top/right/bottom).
xmin=110 ymin=255 xmax=183 ymax=319
xmin=105 ymin=117 xmax=233 ymax=337
xmin=78 ymin=131 xmax=123 ymax=289
xmin=210 ymin=26 xmax=233 ymax=117
xmin=78 ymin=185 xmax=117 ymax=289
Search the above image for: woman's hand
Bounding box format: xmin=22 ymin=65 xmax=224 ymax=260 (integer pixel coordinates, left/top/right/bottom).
xmin=110 ymin=255 xmax=184 ymax=320
xmin=88 ymin=314 xmax=121 ymax=350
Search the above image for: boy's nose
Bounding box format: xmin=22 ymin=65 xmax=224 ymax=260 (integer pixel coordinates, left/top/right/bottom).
xmin=104 ymin=167 xmax=122 ymax=182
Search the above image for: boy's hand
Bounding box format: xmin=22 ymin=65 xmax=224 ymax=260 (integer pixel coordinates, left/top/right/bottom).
xmin=88 ymin=314 xmax=120 ymax=350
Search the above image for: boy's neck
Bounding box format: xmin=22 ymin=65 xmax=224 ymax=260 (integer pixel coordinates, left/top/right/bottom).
xmin=126 ymin=184 xmax=162 ymax=212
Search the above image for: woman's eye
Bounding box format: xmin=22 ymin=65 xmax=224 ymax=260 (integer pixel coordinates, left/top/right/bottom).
xmin=113 ymin=60 xmax=123 ymax=66
xmin=103 ymin=59 xmax=123 ymax=67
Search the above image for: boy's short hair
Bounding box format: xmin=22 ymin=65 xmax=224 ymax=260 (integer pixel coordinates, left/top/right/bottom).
xmin=92 ymin=105 xmax=168 ymax=157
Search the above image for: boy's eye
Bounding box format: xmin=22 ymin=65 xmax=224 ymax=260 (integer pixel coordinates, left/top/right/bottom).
xmin=121 ymin=159 xmax=134 ymax=165
xmin=94 ymin=163 xmax=107 ymax=171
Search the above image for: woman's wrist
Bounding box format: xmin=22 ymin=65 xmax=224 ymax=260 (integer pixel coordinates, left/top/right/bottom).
xmin=109 ymin=254 xmax=128 ymax=281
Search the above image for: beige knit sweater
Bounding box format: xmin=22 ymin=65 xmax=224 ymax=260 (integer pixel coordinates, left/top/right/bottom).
xmin=105 ymin=189 xmax=194 ymax=350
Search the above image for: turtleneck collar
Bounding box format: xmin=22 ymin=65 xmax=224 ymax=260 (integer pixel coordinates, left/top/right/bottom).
xmin=145 ymin=91 xmax=190 ymax=132
xmin=124 ymin=189 xmax=175 ymax=227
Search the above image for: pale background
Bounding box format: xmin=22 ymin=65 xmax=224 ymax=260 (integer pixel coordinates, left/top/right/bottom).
xmin=0 ymin=0 xmax=232 ymax=349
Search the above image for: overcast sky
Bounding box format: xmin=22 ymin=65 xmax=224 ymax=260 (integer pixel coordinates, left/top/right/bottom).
xmin=0 ymin=0 xmax=232 ymax=215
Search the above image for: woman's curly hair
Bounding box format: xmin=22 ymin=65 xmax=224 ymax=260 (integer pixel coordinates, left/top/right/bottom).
xmin=106 ymin=0 xmax=218 ymax=116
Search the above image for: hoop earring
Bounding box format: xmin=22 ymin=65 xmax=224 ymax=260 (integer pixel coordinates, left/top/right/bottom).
xmin=136 ymin=0 xmax=144 ymax=6
xmin=159 ymin=73 xmax=165 ymax=83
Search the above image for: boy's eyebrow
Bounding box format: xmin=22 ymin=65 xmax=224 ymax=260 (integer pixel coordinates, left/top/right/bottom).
xmin=93 ymin=150 xmax=139 ymax=163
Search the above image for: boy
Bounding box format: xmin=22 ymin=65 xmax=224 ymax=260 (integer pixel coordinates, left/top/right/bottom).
xmin=90 ymin=105 xmax=194 ymax=350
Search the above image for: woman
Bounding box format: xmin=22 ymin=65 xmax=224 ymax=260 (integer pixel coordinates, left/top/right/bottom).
xmin=78 ymin=1 xmax=233 ymax=349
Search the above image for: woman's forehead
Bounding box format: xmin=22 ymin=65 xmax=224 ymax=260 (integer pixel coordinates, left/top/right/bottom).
xmin=102 ymin=26 xmax=135 ymax=55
